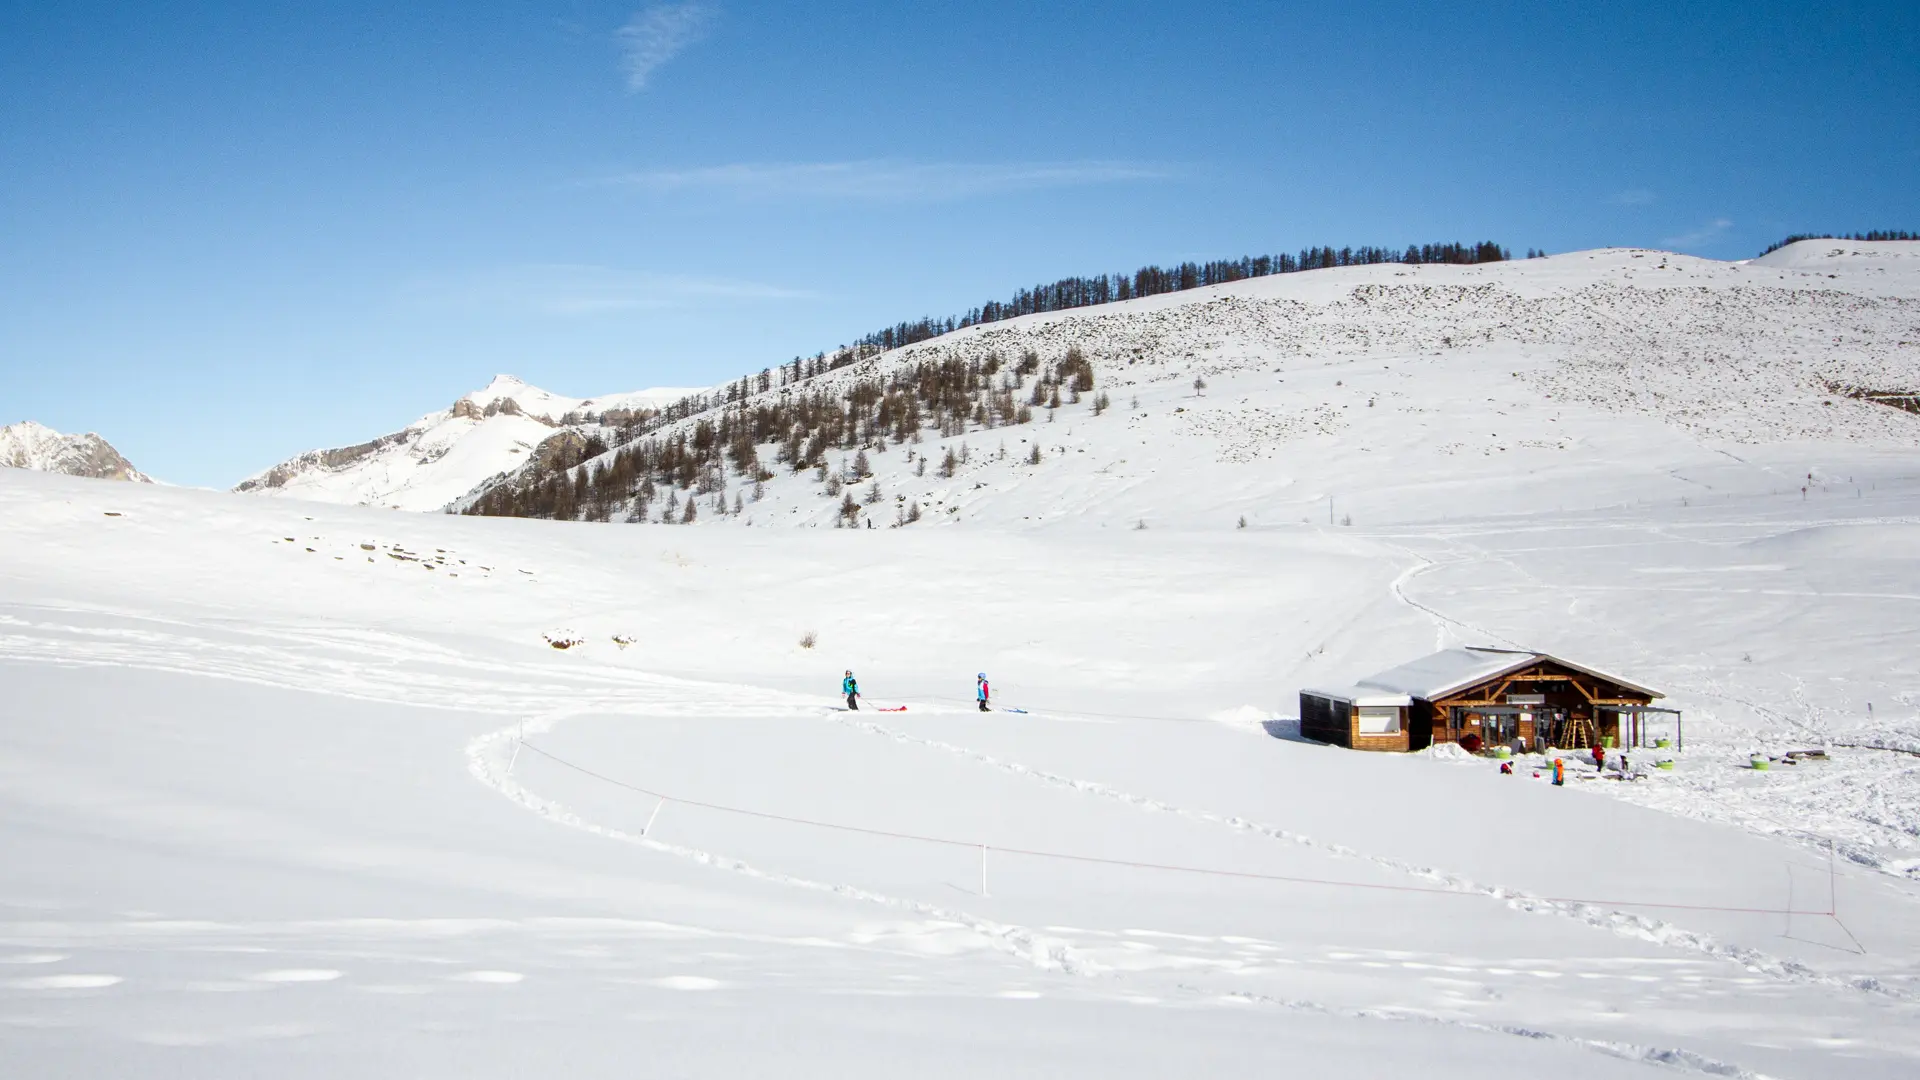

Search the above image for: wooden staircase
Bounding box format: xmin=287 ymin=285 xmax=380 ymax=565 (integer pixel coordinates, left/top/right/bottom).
xmin=1552 ymin=715 xmax=1596 ymax=749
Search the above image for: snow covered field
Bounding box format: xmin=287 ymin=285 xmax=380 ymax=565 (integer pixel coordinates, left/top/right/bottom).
xmin=3 ymin=457 xmax=1918 ymax=1078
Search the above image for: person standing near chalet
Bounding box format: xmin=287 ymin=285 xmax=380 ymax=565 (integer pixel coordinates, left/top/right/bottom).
xmin=843 ymin=670 xmax=860 ymax=711
xmin=976 ymin=673 xmax=990 ymax=712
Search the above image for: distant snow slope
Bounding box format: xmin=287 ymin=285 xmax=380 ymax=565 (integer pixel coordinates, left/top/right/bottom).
xmin=234 ymin=375 xmax=703 ymax=511
xmin=0 ymin=420 xmax=150 ymax=482
xmin=467 ymin=240 xmax=1920 ymax=532
xmin=1751 ymin=237 xmax=1920 ymax=273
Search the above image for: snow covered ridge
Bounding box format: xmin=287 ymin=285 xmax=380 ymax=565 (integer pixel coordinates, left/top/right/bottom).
xmin=731 ymin=242 xmax=1920 ymax=455
xmin=0 ymin=420 xmax=150 ymax=483
xmin=233 ymin=374 xmax=704 ymax=512
xmin=453 ymin=240 xmax=1920 ymax=529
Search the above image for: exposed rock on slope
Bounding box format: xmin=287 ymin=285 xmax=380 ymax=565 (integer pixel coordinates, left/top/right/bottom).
xmin=0 ymin=421 xmax=151 ymax=482
xmin=234 ymin=375 xmax=703 ymax=511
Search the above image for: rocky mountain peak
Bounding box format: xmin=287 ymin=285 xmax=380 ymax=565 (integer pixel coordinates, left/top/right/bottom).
xmin=0 ymin=421 xmax=152 ymax=483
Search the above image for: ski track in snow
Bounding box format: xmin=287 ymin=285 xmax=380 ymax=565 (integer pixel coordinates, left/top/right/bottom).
xmin=1211 ymin=987 xmax=1784 ymax=1080
xmin=465 ymin=710 xmax=1095 ymax=978
xmin=822 ymin=711 xmax=1909 ymax=1003
xmin=470 ymin=711 xmax=1796 ymax=1080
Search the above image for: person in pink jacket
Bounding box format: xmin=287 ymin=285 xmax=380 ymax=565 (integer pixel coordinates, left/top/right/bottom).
xmin=976 ymin=673 xmax=990 ymax=712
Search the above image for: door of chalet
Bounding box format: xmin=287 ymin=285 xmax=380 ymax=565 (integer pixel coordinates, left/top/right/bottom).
xmin=1483 ymin=708 xmax=1519 ymax=746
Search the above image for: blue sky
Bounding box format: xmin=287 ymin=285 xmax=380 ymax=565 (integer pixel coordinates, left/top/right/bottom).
xmin=3 ymin=1 xmax=1915 ymax=486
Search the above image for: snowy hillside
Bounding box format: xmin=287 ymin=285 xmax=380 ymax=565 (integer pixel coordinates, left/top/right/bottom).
xmin=234 ymin=375 xmax=703 ymax=511
xmin=4 ymin=462 xmax=1920 ymax=1078
xmin=0 ymin=420 xmax=150 ymax=482
xmin=1752 ymin=237 xmax=1920 ymax=273
xmin=463 ymin=241 xmax=1920 ymax=533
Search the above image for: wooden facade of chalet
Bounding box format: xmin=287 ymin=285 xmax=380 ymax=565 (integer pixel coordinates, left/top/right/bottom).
xmin=1300 ymin=649 xmax=1673 ymax=753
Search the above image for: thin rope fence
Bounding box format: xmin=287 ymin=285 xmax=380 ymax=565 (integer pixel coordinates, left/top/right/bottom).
xmin=511 ymin=739 xmax=1839 ymax=918
xmin=860 ymin=691 xmax=1230 ymax=724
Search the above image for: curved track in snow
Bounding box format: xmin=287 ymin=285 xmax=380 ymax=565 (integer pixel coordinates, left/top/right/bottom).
xmin=820 ymin=710 xmax=1901 ymax=1003
xmin=468 ymin=709 xmax=1799 ymax=1080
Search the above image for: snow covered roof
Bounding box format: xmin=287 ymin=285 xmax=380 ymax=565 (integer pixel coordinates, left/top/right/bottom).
xmin=1351 ymin=647 xmax=1662 ymax=701
xmin=1299 ymin=686 xmax=1413 ymax=707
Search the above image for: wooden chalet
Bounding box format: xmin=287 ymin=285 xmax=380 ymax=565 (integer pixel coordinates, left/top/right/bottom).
xmin=1300 ymin=648 xmax=1678 ymax=753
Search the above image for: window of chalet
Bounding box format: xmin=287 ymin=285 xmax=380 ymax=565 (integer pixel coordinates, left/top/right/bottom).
xmin=1357 ymin=706 xmax=1401 ymax=735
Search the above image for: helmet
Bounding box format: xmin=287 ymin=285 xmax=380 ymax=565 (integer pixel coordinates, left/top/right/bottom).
xmin=977 ymin=673 xmax=986 ymax=679
xmin=845 ymin=669 xmax=852 ymax=675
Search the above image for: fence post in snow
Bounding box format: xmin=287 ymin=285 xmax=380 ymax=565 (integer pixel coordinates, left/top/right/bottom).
xmin=1785 ymin=866 xmax=1793 ymax=939
xmin=507 ymin=738 xmax=522 ymax=776
xmin=1829 ymin=838 xmax=1837 ymax=917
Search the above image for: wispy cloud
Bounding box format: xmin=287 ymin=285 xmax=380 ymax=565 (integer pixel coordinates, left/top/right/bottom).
xmin=592 ymin=159 xmax=1178 ymax=201
xmin=616 ymin=3 xmax=715 ymax=91
xmin=405 ymin=264 xmax=812 ymax=317
xmin=1661 ymin=217 xmax=1733 ymax=250
xmin=1608 ymin=188 xmax=1656 ymax=206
